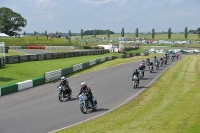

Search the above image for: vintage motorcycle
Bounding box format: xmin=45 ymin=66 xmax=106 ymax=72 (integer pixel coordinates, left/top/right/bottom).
xmin=78 ymin=94 xmax=97 ymax=114
xmin=57 ymin=85 xmax=72 ymax=102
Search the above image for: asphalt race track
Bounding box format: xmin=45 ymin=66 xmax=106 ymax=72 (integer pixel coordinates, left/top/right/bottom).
xmin=0 ymin=55 xmax=182 ymax=133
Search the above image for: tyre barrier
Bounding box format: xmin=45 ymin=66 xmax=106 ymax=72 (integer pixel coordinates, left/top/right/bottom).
xmin=44 ymin=56 xmax=116 ymax=83
xmin=0 ymin=56 xmax=116 ymax=96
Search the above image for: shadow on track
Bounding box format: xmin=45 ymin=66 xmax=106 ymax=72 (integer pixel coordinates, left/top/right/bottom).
xmin=63 ymin=97 xmax=79 ymax=102
xmin=88 ymin=108 xmax=109 ymax=113
xmin=135 ymin=86 xmax=149 ymax=89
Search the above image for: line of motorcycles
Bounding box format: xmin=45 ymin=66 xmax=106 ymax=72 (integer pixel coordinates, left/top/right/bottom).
xmin=132 ymin=54 xmax=176 ymax=89
xmin=57 ymin=86 xmax=97 ymax=114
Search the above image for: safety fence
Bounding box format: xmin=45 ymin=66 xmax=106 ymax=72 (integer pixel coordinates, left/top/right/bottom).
xmin=0 ymin=56 xmax=116 ymax=96
xmin=4 ymin=49 xmax=109 ymax=64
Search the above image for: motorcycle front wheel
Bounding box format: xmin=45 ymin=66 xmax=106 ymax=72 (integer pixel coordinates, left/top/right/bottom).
xmin=80 ymin=104 xmax=87 ymax=114
xmin=58 ymin=93 xmax=64 ymax=102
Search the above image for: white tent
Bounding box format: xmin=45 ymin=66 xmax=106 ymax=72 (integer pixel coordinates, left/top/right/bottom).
xmin=0 ymin=33 xmax=9 ymax=37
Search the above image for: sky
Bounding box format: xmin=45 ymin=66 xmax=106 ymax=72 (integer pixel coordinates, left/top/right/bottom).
xmin=0 ymin=0 xmax=200 ymax=33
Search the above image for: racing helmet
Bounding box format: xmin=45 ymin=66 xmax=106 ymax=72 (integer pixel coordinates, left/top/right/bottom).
xmin=81 ymin=81 xmax=86 ymax=87
xmin=61 ymin=76 xmax=66 ymax=81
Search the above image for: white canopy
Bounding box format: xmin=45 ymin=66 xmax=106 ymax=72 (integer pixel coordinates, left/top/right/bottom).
xmin=0 ymin=33 xmax=9 ymax=37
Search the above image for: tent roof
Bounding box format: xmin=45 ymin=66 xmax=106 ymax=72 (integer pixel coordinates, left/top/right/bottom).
xmin=0 ymin=33 xmax=9 ymax=37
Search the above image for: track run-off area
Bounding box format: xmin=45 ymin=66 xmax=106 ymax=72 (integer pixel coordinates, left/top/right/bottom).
xmin=0 ymin=55 xmax=182 ymax=133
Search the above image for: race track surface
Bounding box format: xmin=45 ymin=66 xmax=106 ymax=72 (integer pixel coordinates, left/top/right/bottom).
xmin=0 ymin=55 xmax=182 ymax=133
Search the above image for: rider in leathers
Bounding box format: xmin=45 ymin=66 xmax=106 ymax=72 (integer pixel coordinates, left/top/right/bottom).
xmin=138 ymin=64 xmax=144 ymax=77
xmin=149 ymin=60 xmax=154 ymax=71
xmin=78 ymin=82 xmax=94 ymax=106
xmin=58 ymin=76 xmax=72 ymax=96
xmin=132 ymin=69 xmax=140 ymax=84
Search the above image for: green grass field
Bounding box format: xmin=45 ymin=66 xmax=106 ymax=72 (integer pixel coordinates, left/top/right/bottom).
xmin=0 ymin=51 xmax=157 ymax=87
xmin=57 ymin=55 xmax=200 ymax=133
xmin=75 ymin=33 xmax=199 ymax=41
xmin=1 ymin=34 xmax=199 ymax=46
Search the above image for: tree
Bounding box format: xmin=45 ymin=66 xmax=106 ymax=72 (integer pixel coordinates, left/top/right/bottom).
xmin=94 ymin=29 xmax=96 ymax=38
xmin=184 ymin=26 xmax=188 ymax=39
xmin=121 ymin=27 xmax=124 ymax=37
xmin=168 ymin=28 xmax=172 ymax=39
xmin=45 ymin=30 xmax=47 ymax=36
xmin=0 ymin=7 xmax=27 ymax=36
xmin=23 ymin=31 xmax=26 ymax=36
xmin=34 ymin=31 xmax=37 ymax=35
xmin=68 ymin=30 xmax=71 ymax=37
xmin=198 ymin=31 xmax=200 ymax=39
xmin=135 ymin=28 xmax=139 ymax=38
xmin=107 ymin=29 xmax=110 ymax=38
xmin=152 ymin=28 xmax=155 ymax=39
xmin=83 ymin=30 xmax=114 ymax=35
xmin=80 ymin=29 xmax=83 ymax=39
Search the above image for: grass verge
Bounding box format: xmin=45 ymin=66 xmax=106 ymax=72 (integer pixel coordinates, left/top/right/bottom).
xmin=56 ymin=55 xmax=200 ymax=133
xmin=0 ymin=52 xmax=158 ymax=87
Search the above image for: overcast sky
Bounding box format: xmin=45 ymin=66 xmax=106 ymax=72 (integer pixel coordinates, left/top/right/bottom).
xmin=1 ymin=0 xmax=200 ymax=33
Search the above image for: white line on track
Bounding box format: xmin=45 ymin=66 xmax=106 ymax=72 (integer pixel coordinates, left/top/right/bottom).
xmin=50 ymin=57 xmax=183 ymax=133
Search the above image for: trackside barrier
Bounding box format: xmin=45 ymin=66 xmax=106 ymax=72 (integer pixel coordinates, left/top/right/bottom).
xmin=45 ymin=56 xmax=116 ymax=83
xmin=73 ymin=63 xmax=83 ymax=72
xmin=17 ymin=80 xmax=33 ymax=91
xmin=90 ymin=60 xmax=96 ymax=66
xmin=32 ymin=77 xmax=45 ymax=87
xmin=45 ymin=69 xmax=62 ymax=83
xmin=0 ymin=56 xmax=116 ymax=96
xmin=0 ymin=77 xmax=45 ymax=96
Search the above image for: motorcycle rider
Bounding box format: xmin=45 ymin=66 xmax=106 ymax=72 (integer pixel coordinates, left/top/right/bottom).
xmin=155 ymin=59 xmax=159 ymax=68
xmin=58 ymin=76 xmax=72 ymax=96
xmin=153 ymin=56 xmax=157 ymax=63
xmin=132 ymin=69 xmax=140 ymax=84
xmin=141 ymin=60 xmax=146 ymax=69
xmin=159 ymin=57 xmax=163 ymax=65
xmin=77 ymin=82 xmax=94 ymax=106
xmin=138 ymin=64 xmax=144 ymax=77
xmin=149 ymin=60 xmax=154 ymax=71
xmin=146 ymin=58 xmax=150 ymax=66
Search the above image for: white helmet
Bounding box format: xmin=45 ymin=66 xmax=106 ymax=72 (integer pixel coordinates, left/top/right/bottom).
xmin=81 ymin=81 xmax=86 ymax=87
xmin=61 ymin=76 xmax=66 ymax=81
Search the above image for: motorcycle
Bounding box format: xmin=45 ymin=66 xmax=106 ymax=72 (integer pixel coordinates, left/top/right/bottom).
xmin=149 ymin=65 xmax=153 ymax=73
xmin=132 ymin=75 xmax=139 ymax=89
xmin=57 ymin=85 xmax=72 ymax=102
xmin=164 ymin=58 xmax=167 ymax=65
xmin=78 ymin=94 xmax=97 ymax=114
xmin=171 ymin=55 xmax=175 ymax=61
xmin=138 ymin=69 xmax=144 ymax=79
xmin=146 ymin=61 xmax=150 ymax=66
xmin=155 ymin=62 xmax=159 ymax=70
xmin=160 ymin=60 xmax=163 ymax=67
